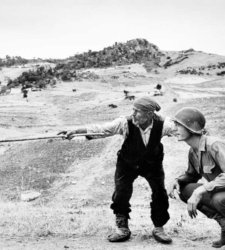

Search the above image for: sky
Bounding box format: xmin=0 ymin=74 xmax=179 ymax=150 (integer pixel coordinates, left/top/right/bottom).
xmin=1 ymin=0 xmax=225 ymax=59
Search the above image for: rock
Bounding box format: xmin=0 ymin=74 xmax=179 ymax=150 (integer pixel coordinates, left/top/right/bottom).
xmin=125 ymin=95 xmax=135 ymax=100
xmin=173 ymin=98 xmax=178 ymax=102
xmin=20 ymin=190 xmax=41 ymax=201
xmin=108 ymin=104 xmax=117 ymax=108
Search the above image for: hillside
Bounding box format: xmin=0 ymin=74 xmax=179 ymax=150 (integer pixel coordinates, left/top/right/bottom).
xmin=0 ymin=40 xmax=225 ymax=249
xmin=160 ymin=50 xmax=225 ymax=76
xmin=2 ymin=39 xmax=225 ymax=93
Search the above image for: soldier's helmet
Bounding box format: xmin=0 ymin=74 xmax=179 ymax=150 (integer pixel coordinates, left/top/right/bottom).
xmin=173 ymin=107 xmax=206 ymax=134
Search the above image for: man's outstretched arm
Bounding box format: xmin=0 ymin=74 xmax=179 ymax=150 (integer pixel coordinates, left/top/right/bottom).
xmin=57 ymin=116 xmax=128 ymax=140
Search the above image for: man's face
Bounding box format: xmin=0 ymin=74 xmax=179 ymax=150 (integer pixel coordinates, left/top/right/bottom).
xmin=132 ymin=107 xmax=153 ymax=126
xmin=175 ymin=122 xmax=192 ymax=141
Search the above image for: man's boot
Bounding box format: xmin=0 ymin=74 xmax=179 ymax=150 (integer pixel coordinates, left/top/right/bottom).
xmin=152 ymin=227 xmax=172 ymax=244
xmin=212 ymin=215 xmax=225 ymax=248
xmin=108 ymin=214 xmax=131 ymax=242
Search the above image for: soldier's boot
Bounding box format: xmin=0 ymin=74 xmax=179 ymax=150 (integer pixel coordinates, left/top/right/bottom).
xmin=212 ymin=216 xmax=225 ymax=248
xmin=108 ymin=214 xmax=131 ymax=242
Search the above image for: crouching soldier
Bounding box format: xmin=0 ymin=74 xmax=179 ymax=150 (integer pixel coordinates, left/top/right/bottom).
xmin=59 ymin=96 xmax=175 ymax=244
xmin=169 ymin=107 xmax=225 ymax=248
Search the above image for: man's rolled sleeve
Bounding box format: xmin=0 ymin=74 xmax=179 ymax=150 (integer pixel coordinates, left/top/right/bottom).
xmin=203 ymin=181 xmax=216 ymax=191
xmin=86 ymin=116 xmax=128 ymax=137
xmin=203 ymin=174 xmax=225 ymax=192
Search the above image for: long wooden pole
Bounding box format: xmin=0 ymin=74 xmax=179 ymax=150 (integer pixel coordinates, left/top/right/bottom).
xmin=0 ymin=133 xmax=105 ymax=143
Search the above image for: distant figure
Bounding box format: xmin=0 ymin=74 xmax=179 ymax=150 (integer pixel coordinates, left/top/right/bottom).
xmin=154 ymin=84 xmax=163 ymax=96
xmin=155 ymin=84 xmax=162 ymax=90
xmin=21 ymin=85 xmax=28 ymax=100
xmin=123 ymin=90 xmax=129 ymax=97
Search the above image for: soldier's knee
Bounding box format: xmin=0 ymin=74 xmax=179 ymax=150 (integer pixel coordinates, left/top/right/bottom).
xmin=212 ymin=192 xmax=225 ymax=210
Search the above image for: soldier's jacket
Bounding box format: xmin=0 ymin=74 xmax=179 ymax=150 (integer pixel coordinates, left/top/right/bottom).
xmin=178 ymin=135 xmax=225 ymax=192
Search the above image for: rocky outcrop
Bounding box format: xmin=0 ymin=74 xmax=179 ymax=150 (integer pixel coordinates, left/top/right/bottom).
xmin=7 ymin=38 xmax=162 ymax=87
xmin=63 ymin=38 xmax=161 ymax=70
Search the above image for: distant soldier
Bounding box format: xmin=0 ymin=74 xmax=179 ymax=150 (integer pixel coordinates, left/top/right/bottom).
xmin=123 ymin=90 xmax=129 ymax=97
xmin=153 ymin=84 xmax=163 ymax=96
xmin=156 ymin=84 xmax=162 ymax=90
xmin=21 ymin=85 xmax=28 ymax=100
xmin=169 ymin=107 xmax=225 ymax=248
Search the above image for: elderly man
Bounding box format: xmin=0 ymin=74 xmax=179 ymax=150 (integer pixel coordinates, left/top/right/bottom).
xmin=60 ymin=96 xmax=174 ymax=244
xmin=169 ymin=107 xmax=225 ymax=248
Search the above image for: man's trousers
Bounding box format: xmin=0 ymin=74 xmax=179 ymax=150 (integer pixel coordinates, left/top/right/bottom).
xmin=110 ymin=160 xmax=170 ymax=227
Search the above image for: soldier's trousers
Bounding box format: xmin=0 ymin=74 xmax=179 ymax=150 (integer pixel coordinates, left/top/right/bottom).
xmin=179 ymin=183 xmax=225 ymax=218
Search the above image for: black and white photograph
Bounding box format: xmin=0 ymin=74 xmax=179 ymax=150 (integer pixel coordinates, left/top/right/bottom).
xmin=0 ymin=0 xmax=225 ymax=249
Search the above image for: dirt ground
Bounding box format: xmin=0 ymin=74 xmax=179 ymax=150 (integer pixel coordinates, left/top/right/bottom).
xmin=0 ymin=64 xmax=225 ymax=249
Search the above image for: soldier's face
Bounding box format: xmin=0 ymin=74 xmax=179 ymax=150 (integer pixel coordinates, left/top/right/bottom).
xmin=132 ymin=107 xmax=153 ymax=126
xmin=175 ymin=122 xmax=191 ymax=141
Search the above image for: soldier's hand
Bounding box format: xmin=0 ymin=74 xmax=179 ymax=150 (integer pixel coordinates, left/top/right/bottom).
xmin=187 ymin=186 xmax=206 ymax=219
xmin=187 ymin=193 xmax=201 ymax=218
xmin=168 ymin=179 xmax=180 ymax=199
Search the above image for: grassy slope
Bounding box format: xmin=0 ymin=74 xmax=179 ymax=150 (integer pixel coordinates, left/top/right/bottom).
xmin=0 ymin=60 xmax=224 ymax=249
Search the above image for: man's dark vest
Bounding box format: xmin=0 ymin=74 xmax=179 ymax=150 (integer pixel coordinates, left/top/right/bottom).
xmin=118 ymin=116 xmax=164 ymax=167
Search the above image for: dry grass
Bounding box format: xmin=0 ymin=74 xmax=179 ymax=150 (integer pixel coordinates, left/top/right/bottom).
xmin=0 ymin=94 xmax=223 ymax=246
xmin=0 ymin=64 xmax=224 ymax=249
xmin=0 ymin=201 xmax=113 ymax=239
xmin=0 ymin=139 xmax=108 ymax=201
xmin=0 ymin=137 xmax=114 ymax=239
